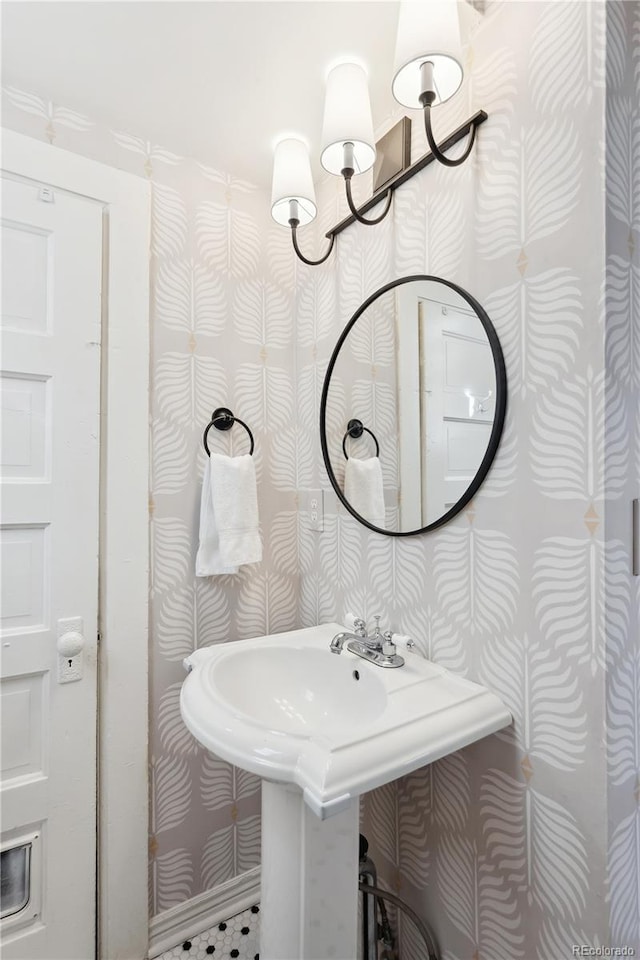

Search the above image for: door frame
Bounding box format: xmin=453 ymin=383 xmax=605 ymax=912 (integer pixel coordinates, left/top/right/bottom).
xmin=2 ymin=129 xmax=150 ymax=960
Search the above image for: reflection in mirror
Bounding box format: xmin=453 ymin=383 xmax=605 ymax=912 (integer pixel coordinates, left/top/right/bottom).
xmin=320 ymin=276 xmax=506 ymax=536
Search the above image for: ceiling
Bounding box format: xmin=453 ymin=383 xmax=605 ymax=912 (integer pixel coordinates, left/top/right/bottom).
xmin=1 ymin=1 xmax=402 ymax=188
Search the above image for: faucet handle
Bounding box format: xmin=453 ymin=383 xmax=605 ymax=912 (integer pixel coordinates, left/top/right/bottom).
xmin=382 ymin=631 xmax=396 ymax=657
xmin=345 ymin=612 xmax=367 ymax=637
xmin=353 ymin=617 xmax=366 ymax=637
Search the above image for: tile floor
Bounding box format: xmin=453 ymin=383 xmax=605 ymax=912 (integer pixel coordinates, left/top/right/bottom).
xmin=156 ymin=905 xmax=260 ymax=960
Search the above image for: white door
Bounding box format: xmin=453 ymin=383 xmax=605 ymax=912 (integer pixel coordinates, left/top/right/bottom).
xmin=421 ymin=300 xmax=495 ymax=521
xmin=1 ymin=175 xmax=102 ymax=959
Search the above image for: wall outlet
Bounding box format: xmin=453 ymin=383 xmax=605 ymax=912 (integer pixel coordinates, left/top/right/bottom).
xmin=305 ymin=489 xmax=324 ymax=531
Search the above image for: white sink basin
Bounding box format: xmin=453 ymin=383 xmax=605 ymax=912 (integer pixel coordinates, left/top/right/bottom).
xmin=181 ymin=622 xmax=511 ymax=819
xmin=213 ymin=645 xmax=388 ymax=733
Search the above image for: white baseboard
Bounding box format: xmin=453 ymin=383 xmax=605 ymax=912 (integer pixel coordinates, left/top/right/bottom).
xmin=149 ymin=867 xmax=261 ymax=958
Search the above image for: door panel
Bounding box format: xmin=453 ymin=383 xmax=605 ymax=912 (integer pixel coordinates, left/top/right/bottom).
xmin=1 ymin=176 xmax=102 ymax=960
xmin=0 ymin=373 xmax=49 ymax=480
xmin=0 ymin=220 xmax=50 ymax=333
xmin=421 ymin=301 xmax=495 ymax=518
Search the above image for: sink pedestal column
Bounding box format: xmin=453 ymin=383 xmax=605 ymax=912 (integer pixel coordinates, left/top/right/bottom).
xmin=260 ymin=781 xmax=359 ymax=960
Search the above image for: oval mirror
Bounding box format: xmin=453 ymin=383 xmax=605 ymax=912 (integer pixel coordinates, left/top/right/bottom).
xmin=320 ymin=276 xmax=507 ymax=536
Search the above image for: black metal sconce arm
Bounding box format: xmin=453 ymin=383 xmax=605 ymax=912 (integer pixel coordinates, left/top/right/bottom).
xmin=289 ymin=217 xmax=336 ymax=267
xmin=343 ymin=172 xmax=393 ymax=226
xmin=421 ymin=100 xmax=478 ymax=168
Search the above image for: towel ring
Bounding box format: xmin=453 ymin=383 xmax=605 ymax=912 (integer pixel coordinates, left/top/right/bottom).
xmin=203 ymin=407 xmax=255 ymax=457
xmin=342 ymin=418 xmax=380 ymax=460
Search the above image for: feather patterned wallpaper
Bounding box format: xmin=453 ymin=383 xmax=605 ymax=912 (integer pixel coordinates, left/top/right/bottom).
xmin=294 ymin=2 xmax=638 ymax=956
xmin=2 ymin=1 xmax=638 ymax=956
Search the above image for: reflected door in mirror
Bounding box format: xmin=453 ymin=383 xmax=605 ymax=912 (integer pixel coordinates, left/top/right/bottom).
xmin=397 ymin=283 xmax=496 ymax=528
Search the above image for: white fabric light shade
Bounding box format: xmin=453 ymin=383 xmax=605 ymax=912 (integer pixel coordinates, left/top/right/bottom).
xmin=271 ymin=138 xmax=317 ymax=226
xmin=392 ymin=1 xmax=464 ymax=108
xmin=320 ymin=62 xmax=376 ymax=176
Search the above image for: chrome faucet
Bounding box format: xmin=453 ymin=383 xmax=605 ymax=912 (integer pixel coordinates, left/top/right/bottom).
xmin=330 ymin=615 xmax=404 ymax=669
xmin=369 ymin=615 xmax=382 ymax=643
xmin=330 ymin=632 xmax=361 ymax=654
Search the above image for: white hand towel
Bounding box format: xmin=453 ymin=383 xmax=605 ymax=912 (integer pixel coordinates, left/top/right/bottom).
xmin=344 ymin=456 xmax=385 ymax=529
xmin=196 ymin=453 xmax=262 ymax=576
xmin=211 ymin=452 xmax=262 ymax=568
xmin=196 ymin=456 xmax=238 ymax=576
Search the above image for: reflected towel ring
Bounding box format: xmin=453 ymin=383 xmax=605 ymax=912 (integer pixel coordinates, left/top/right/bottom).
xmin=203 ymin=407 xmax=255 ymax=456
xmin=342 ymin=418 xmax=380 ymax=460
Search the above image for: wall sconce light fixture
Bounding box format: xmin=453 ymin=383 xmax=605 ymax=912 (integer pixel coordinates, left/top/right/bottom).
xmin=393 ymin=1 xmax=478 ymax=167
xmin=271 ymin=0 xmax=486 ymax=265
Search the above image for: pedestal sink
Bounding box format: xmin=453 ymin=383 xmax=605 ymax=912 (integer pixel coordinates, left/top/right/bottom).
xmin=181 ymin=623 xmax=511 ymax=960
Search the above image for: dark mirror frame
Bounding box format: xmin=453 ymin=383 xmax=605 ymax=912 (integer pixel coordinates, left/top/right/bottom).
xmin=319 ymin=275 xmax=508 ymax=537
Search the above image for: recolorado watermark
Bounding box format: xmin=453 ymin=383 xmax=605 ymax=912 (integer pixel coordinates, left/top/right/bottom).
xmin=572 ymin=948 xmax=636 ymax=957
